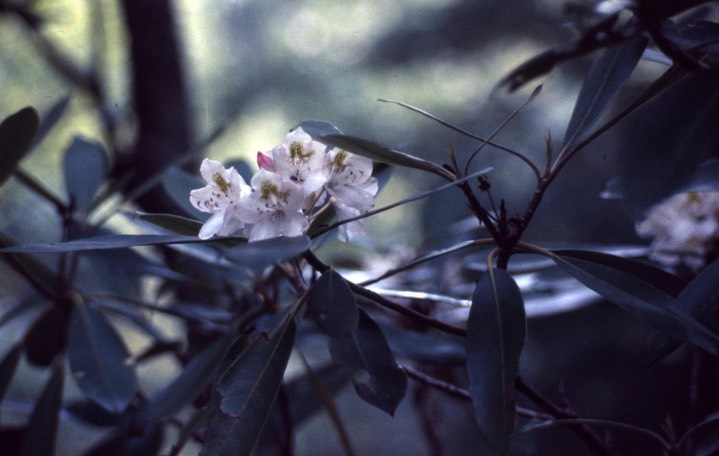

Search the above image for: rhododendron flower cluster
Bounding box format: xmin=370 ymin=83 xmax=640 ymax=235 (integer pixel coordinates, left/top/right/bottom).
xmin=190 ymin=128 xmax=378 ymax=242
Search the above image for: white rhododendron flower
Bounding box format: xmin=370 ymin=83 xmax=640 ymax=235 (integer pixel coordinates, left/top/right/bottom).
xmin=189 ymin=159 xmax=250 ymax=239
xmin=636 ymin=191 xmax=719 ymax=272
xmin=269 ymin=128 xmax=329 ymax=206
xmin=189 ymin=127 xmax=379 ymax=242
xmin=238 ymin=169 xmax=309 ymax=241
xmin=325 ymin=148 xmax=379 ymax=240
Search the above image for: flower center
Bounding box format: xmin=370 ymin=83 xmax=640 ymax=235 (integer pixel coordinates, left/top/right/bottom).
xmin=213 ymin=172 xmax=231 ymax=194
xmin=260 ymin=180 xmax=290 ymax=200
xmin=289 ymin=141 xmax=314 ymax=160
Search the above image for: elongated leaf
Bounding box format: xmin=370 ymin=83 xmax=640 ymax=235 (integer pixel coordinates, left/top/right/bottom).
xmin=466 ymin=268 xmax=526 ymax=454
xmin=677 ymin=258 xmax=719 ymax=317
xmin=329 ymin=309 xmax=407 ymax=416
xmin=63 ymin=137 xmax=108 ymax=214
xmin=134 ymin=212 xmax=204 ymax=236
xmin=20 ymin=361 xmax=64 ymax=456
xmin=68 ymin=303 xmax=136 ymax=413
xmin=552 ymin=254 xmax=719 ymax=355
xmin=563 ymin=36 xmax=648 ymax=147
xmin=316 ymin=134 xmax=453 ymax=179
xmin=555 ymin=249 xmax=686 ymax=297
xmin=0 ymin=234 xmax=202 ymax=253
xmin=0 ymin=345 xmax=22 ymax=405
xmin=0 ymin=235 xmax=311 ymax=273
xmin=204 ymin=317 xmax=296 ymax=456
xmin=295 ymin=119 xmax=344 ymax=139
xmin=649 ymin=257 xmax=719 ymax=362
xmin=308 ymin=269 xmax=359 ymax=337
xmin=140 ymin=332 xmax=235 ymax=423
xmin=0 ymin=107 xmax=39 ymax=187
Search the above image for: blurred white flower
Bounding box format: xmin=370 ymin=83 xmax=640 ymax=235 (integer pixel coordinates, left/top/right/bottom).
xmin=238 ymin=169 xmax=309 ymax=241
xmin=189 ymin=159 xmax=250 ymax=239
xmin=636 ymin=191 xmax=719 ymax=272
xmin=595 ymin=0 xmax=635 ymax=16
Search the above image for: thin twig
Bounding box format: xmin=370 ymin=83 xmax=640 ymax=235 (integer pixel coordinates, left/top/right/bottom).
xmin=402 ymin=364 xmax=552 ymax=420
xmin=515 ymin=377 xmax=616 ymax=456
xmin=297 ymin=348 xmax=357 ymax=456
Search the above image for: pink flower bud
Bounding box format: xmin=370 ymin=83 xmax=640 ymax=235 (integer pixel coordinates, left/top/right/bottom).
xmin=257 ymin=151 xmax=274 ymax=171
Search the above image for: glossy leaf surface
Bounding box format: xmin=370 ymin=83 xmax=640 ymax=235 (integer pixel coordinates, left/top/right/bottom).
xmin=329 ymin=309 xmax=407 ymax=416
xmin=307 ymin=268 xmax=359 ymax=338
xmin=563 ymin=36 xmax=648 ymax=147
xmin=552 ymin=253 xmax=719 ymax=355
xmin=204 ymin=317 xmax=296 ymax=456
xmin=466 ymin=268 xmax=526 ymax=453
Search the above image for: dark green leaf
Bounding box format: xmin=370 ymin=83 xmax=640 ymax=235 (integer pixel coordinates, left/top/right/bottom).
xmin=555 ymin=249 xmax=686 ymax=297
xmin=63 ymin=137 xmax=108 ymax=214
xmin=68 ymin=303 xmax=136 ymax=413
xmin=295 ymin=119 xmax=344 ymax=138
xmin=648 ymin=257 xmax=719 ymax=362
xmin=205 ymin=317 xmax=296 ymax=456
xmin=0 ymin=234 xmax=209 ymax=253
xmin=20 ymin=361 xmax=64 ymax=456
xmin=0 ymin=235 xmax=310 ymax=274
xmin=134 ymin=212 xmax=203 ymax=236
xmin=24 ymin=306 xmax=70 ymax=367
xmin=552 ymin=253 xmax=719 ymax=355
xmin=315 ymin=134 xmax=453 ymax=179
xmin=217 ymin=317 xmax=296 ymax=416
xmin=563 ymin=36 xmax=648 ymax=148
xmin=0 ymin=107 xmax=39 ymax=187
xmin=0 ymin=345 xmax=22 ymax=406
xmin=466 ymin=268 xmax=526 ymax=454
xmin=308 ymin=269 xmax=359 ymax=337
xmin=678 ymin=258 xmax=719 ymax=317
xmin=162 ymin=166 xmax=206 ymax=218
xmin=329 ymin=309 xmax=407 ymax=416
xmin=139 ymin=332 xmax=235 ymax=423
xmin=498 ymin=14 xmax=620 ymax=92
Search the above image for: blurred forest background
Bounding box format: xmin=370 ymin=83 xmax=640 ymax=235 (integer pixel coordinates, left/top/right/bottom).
xmin=2 ymin=0 xmax=719 ymax=455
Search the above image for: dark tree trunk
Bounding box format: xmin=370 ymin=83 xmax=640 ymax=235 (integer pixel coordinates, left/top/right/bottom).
xmin=117 ymin=0 xmax=193 ymax=213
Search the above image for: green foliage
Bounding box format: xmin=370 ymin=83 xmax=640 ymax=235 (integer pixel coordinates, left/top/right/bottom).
xmin=0 ymin=107 xmax=38 ymax=187
xmin=1 ymin=2 xmax=719 ymax=455
xmin=466 ymin=267 xmax=526 ymax=453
